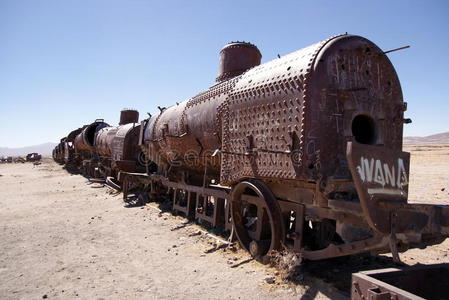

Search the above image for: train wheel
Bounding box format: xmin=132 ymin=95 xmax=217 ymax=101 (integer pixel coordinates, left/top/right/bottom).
xmin=230 ymin=179 xmax=283 ymax=263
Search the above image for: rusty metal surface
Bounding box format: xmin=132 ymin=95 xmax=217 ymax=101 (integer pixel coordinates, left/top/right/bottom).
xmin=144 ymin=77 xmax=238 ymax=177
xmin=119 ymin=109 xmax=139 ymax=125
xmin=53 ymin=138 xmax=66 ymax=164
xmin=95 ymin=126 xmax=118 ymax=157
xmin=352 ymin=264 xmax=449 ymax=300
xmin=95 ymin=120 xmax=142 ymax=173
xmin=347 ymin=141 xmax=449 ymax=242
xmin=216 ymin=42 xmax=261 ymax=82
xmin=231 ymin=179 xmax=284 ymax=262
xmin=221 ymin=34 xmax=404 ymax=184
xmin=347 ymin=141 xmax=410 ymax=233
xmin=63 ymin=127 xmax=84 ymax=164
xmin=67 ymin=127 xmax=84 ymax=142
xmin=74 ymin=120 xmax=109 ymax=153
xmin=112 ymin=123 xmax=142 ymax=162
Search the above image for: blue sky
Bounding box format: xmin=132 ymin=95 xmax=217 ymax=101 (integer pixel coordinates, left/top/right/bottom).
xmin=0 ymin=0 xmax=448 ymax=147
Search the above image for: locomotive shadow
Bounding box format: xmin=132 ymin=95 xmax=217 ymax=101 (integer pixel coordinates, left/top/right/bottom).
xmin=287 ymin=254 xmax=403 ymax=298
xmin=63 ymin=165 xmax=81 ymax=175
xmin=123 ymin=194 xmax=146 ymax=208
xmin=120 ymin=190 xmax=403 ymax=298
xmin=122 ymin=191 xmax=153 ymax=208
xmin=79 ymin=178 xmax=403 ymax=298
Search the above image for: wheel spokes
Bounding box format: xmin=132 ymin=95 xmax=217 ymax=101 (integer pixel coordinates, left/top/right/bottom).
xmin=246 ymin=206 xmax=265 ymax=241
xmin=230 ymin=180 xmax=283 ymax=262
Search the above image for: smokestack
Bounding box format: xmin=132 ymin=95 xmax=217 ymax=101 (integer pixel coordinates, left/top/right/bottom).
xmin=119 ymin=109 xmax=139 ymax=125
xmin=216 ymin=41 xmax=262 ymax=82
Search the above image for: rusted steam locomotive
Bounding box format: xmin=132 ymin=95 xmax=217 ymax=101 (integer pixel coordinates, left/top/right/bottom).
xmin=54 ymin=34 xmax=449 ymax=263
xmin=53 ymin=110 xmax=145 ymax=182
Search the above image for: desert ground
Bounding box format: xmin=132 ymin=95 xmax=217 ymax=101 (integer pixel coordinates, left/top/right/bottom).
xmin=0 ymin=144 xmax=448 ymax=300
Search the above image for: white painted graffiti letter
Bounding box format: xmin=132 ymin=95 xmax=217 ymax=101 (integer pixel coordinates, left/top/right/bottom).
xmin=356 ymin=156 xmax=408 ymax=196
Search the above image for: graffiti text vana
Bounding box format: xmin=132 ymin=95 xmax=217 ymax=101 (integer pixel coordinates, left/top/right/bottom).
xmin=356 ymin=157 xmax=408 ymax=190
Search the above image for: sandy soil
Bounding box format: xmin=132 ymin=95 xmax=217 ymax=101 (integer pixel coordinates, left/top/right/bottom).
xmin=406 ymin=144 xmax=449 ymax=204
xmin=0 ymin=145 xmax=448 ymax=299
xmin=395 ymin=144 xmax=449 ymax=265
xmin=0 ymin=160 xmax=337 ymax=300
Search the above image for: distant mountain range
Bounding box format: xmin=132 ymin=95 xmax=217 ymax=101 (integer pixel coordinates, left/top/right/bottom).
xmin=0 ymin=142 xmax=57 ymax=157
xmin=0 ymin=132 xmax=447 ymax=157
xmin=403 ymin=132 xmax=449 ymax=144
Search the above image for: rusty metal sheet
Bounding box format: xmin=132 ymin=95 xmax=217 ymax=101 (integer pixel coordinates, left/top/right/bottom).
xmin=352 ymin=264 xmax=449 ymax=300
xmin=220 ymin=35 xmax=405 ymax=185
xmin=347 ymin=141 xmax=410 ymax=233
xmin=347 ymin=141 xmax=410 ymax=200
xmin=220 ymin=36 xmax=341 ymax=184
xmin=112 ymin=123 xmax=141 ymax=163
xmin=216 ymin=42 xmax=261 ymax=82
xmin=119 ymin=109 xmax=138 ymax=125
xmin=144 ymin=78 xmax=237 ymax=177
xmin=67 ymin=127 xmax=84 ymax=142
xmin=95 ymin=126 xmax=118 ymax=157
xmin=347 ymin=141 xmax=449 ymax=239
xmin=74 ymin=120 xmax=109 ymax=153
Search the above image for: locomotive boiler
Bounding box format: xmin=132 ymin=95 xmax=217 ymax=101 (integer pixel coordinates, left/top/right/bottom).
xmin=52 ymin=138 xmax=65 ymax=164
xmin=53 ymin=110 xmax=145 ymax=181
xmin=63 ymin=126 xmax=85 ymax=167
xmin=73 ymin=119 xmax=109 ymax=177
xmin=144 ymin=35 xmax=404 ymax=184
xmin=94 ymin=109 xmax=145 ymax=179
